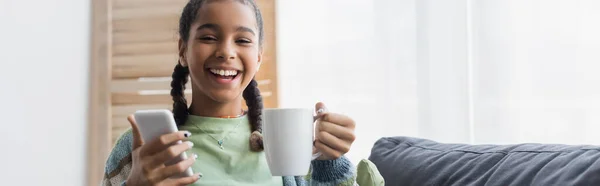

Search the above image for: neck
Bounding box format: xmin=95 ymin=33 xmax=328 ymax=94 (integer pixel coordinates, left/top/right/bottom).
xmin=189 ymin=92 xmax=244 ymax=118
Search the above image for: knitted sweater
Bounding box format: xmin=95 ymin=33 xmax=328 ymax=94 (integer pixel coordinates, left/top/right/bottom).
xmin=102 ymin=115 xmax=357 ymax=186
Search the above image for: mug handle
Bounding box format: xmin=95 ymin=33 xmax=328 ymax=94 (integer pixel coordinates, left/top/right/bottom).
xmin=311 ymin=108 xmax=326 ymax=160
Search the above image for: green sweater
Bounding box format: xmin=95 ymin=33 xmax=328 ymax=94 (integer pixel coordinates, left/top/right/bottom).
xmin=102 ymin=115 xmax=383 ymax=186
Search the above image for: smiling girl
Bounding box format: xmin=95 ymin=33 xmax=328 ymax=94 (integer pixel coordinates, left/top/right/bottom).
xmin=103 ymin=0 xmax=361 ymax=185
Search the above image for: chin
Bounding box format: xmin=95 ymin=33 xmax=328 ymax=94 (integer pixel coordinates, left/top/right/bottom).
xmin=207 ymin=90 xmax=242 ymax=103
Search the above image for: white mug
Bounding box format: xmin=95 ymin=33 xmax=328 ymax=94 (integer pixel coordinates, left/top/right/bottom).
xmin=262 ymin=108 xmax=322 ymax=176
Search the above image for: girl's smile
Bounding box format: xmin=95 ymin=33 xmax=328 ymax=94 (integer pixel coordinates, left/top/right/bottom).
xmin=206 ymin=67 xmax=242 ymax=86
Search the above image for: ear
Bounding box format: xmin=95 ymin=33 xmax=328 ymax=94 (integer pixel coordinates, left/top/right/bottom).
xmin=256 ymin=47 xmax=263 ymax=72
xmin=178 ymin=39 xmax=188 ymax=67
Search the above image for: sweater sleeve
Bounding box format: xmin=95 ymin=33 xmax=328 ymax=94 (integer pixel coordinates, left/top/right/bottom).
xmin=283 ymin=157 xmax=387 ymax=186
xmin=307 ymin=156 xmax=356 ymax=186
xmin=101 ymin=129 xmax=134 ymax=186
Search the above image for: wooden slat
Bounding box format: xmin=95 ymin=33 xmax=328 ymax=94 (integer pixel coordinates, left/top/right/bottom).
xmin=87 ymin=0 xmax=112 ymax=184
xmin=113 ymin=0 xmax=187 ymax=9
xmin=113 ymin=64 xmax=176 ymax=79
xmin=260 ymin=91 xmax=277 ymax=108
xmin=111 ymin=79 xmax=189 ymax=92
xmin=113 ymin=31 xmax=178 ymax=44
xmin=113 ymin=42 xmax=177 ymax=56
xmin=113 ymin=104 xmax=173 ymax=118
xmin=113 ymin=6 xmax=182 ymax=20
xmin=112 ymin=54 xmax=177 ymax=78
xmin=112 ymin=123 xmax=131 ymax=134
xmin=113 ymin=66 xmax=175 ymax=79
xmin=113 ymin=53 xmax=177 ymax=66
xmin=256 ymin=78 xmax=276 ymax=106
xmin=112 ymin=16 xmax=179 ymax=32
xmin=113 ymin=117 xmax=134 ymax=130
xmin=112 ymin=93 xmax=192 ymax=105
xmin=256 ymin=79 xmax=272 ymax=86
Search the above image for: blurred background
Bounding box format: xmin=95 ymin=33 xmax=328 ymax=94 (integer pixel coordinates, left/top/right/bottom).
xmin=1 ymin=0 xmax=600 ymax=185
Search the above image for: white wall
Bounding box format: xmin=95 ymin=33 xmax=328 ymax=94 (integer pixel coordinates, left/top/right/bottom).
xmin=276 ymin=0 xmax=421 ymax=164
xmin=277 ymin=0 xmax=600 ymax=157
xmin=0 ymin=0 xmax=90 ymax=185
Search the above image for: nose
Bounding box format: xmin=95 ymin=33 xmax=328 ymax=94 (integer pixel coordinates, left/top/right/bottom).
xmin=215 ymin=42 xmax=235 ymax=60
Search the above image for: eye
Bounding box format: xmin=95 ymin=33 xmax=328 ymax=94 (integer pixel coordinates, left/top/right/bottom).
xmin=199 ymin=36 xmax=217 ymax=41
xmin=236 ymin=38 xmax=252 ymax=44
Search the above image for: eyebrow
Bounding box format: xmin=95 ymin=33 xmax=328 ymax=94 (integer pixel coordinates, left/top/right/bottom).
xmin=197 ymin=23 xmax=220 ymax=31
xmin=197 ymin=23 xmax=256 ymax=36
xmin=236 ymin=26 xmax=256 ymax=36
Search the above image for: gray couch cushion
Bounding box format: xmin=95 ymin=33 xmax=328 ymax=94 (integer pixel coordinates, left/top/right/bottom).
xmin=368 ymin=136 xmax=600 ymax=186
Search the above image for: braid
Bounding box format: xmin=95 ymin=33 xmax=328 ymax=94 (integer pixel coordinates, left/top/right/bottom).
xmin=243 ymin=79 xmax=264 ymax=151
xmin=170 ymin=63 xmax=190 ymax=127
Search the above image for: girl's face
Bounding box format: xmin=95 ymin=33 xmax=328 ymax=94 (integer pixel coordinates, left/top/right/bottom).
xmin=181 ymin=0 xmax=262 ymax=103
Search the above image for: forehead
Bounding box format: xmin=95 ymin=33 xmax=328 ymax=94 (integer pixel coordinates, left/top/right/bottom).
xmin=194 ymin=1 xmax=258 ymax=30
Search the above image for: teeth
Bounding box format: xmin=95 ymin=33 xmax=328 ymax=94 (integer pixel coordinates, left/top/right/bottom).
xmin=210 ymin=69 xmax=238 ymax=76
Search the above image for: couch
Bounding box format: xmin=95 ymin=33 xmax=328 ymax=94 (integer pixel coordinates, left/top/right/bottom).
xmin=368 ymin=136 xmax=600 ymax=185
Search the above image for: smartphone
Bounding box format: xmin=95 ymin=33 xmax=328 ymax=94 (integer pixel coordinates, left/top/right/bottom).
xmin=134 ymin=109 xmax=194 ymax=178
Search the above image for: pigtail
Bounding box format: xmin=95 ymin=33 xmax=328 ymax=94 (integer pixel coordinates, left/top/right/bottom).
xmin=243 ymin=79 xmax=264 ymax=151
xmin=170 ymin=63 xmax=190 ymax=127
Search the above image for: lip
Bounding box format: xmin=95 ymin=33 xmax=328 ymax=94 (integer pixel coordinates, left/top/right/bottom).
xmin=205 ymin=66 xmax=242 ymax=71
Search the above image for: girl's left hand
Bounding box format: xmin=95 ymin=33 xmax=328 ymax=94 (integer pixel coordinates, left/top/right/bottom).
xmin=313 ymin=102 xmax=356 ymax=160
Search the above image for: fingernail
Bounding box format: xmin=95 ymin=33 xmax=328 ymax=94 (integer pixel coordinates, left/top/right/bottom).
xmin=193 ymin=153 xmax=198 ymax=159
xmin=183 ymin=131 xmax=191 ymax=138
xmin=317 ymin=108 xmax=325 ymax=114
xmin=185 ymin=141 xmax=194 ymax=148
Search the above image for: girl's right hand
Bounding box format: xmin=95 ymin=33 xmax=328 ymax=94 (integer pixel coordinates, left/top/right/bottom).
xmin=125 ymin=115 xmax=202 ymax=186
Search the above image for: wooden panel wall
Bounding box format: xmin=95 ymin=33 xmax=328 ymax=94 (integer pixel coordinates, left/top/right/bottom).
xmin=88 ymin=0 xmax=278 ymax=185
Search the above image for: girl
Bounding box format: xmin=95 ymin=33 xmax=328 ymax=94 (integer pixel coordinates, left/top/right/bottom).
xmin=103 ymin=0 xmax=364 ymax=185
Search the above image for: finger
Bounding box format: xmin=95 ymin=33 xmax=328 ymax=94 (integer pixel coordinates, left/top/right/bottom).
xmin=128 ymin=115 xmax=144 ymax=149
xmin=155 ymin=153 xmax=198 ymax=181
xmin=140 ymin=131 xmax=191 ymax=156
xmin=318 ymin=121 xmax=356 ymax=141
xmin=320 ymin=113 xmax=356 ymax=129
xmin=164 ymin=173 xmax=203 ymax=186
xmin=316 ymin=131 xmax=351 ymax=154
xmin=314 ymin=140 xmax=343 ymax=159
xmin=150 ymin=141 xmax=194 ymax=168
xmin=313 ymin=102 xmax=328 ymax=121
xmin=177 ymin=172 xmax=203 ymax=186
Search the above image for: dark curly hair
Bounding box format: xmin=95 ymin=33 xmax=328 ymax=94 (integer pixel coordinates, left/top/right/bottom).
xmin=170 ymin=0 xmax=265 ymax=151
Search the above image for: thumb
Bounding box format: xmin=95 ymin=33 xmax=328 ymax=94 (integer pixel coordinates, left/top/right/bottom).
xmin=314 ymin=102 xmax=328 ymax=121
xmin=128 ymin=115 xmax=144 ymax=149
